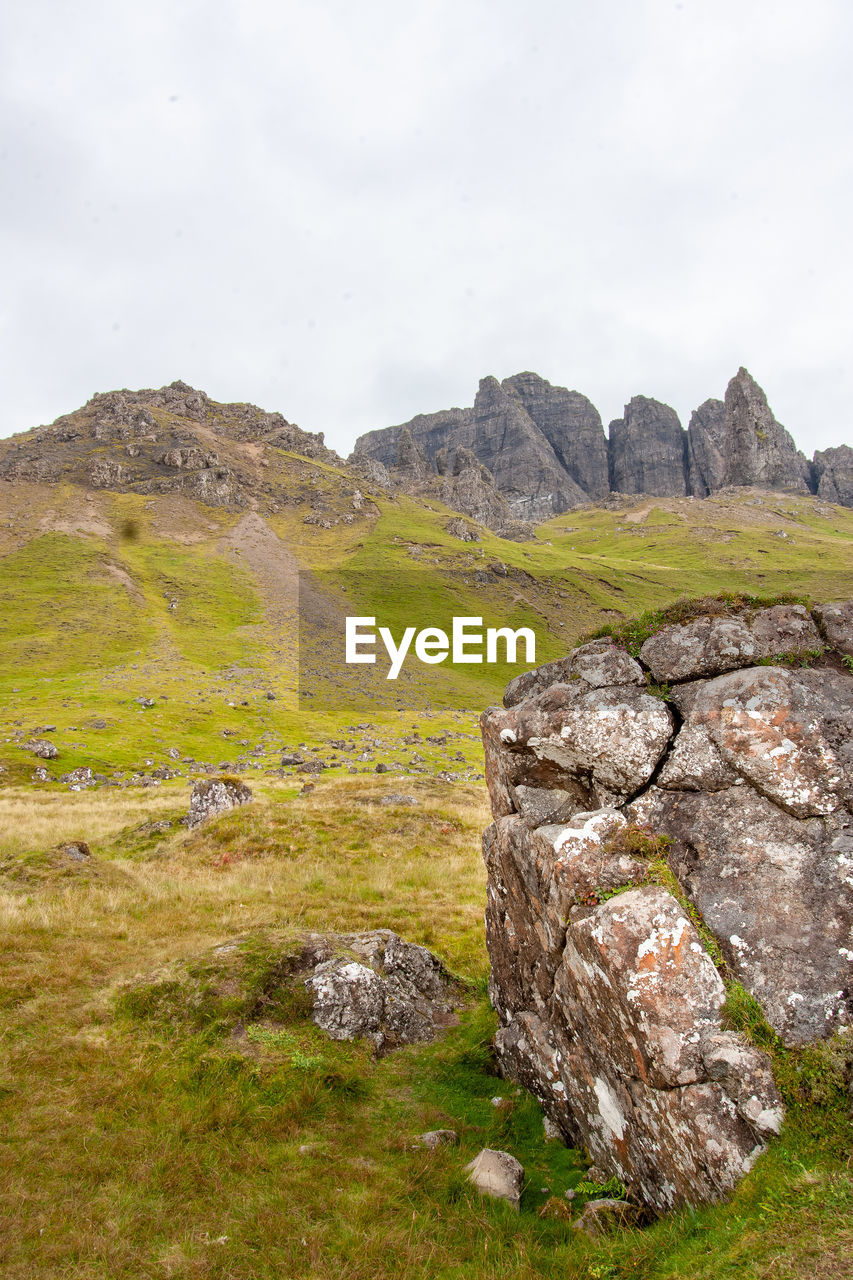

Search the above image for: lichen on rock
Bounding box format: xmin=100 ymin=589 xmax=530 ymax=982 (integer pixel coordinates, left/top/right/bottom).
xmin=479 ymin=596 xmax=853 ymax=1211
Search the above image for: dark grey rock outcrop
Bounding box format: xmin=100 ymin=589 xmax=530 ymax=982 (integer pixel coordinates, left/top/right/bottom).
xmin=479 ymin=600 xmax=853 ymax=1211
xmin=501 ymin=372 xmax=610 ymax=500
xmin=354 ymin=372 xmax=597 ymax=523
xmin=354 ymin=365 xmax=851 ymax=519
xmin=608 ymin=396 xmax=688 ymax=496
xmin=687 ymin=399 xmax=726 ymax=497
xmin=722 ymin=368 xmax=812 ymax=493
xmin=814 ymin=444 xmax=853 ymax=507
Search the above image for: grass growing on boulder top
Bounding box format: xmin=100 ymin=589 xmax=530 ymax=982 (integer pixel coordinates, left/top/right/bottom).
xmin=586 ymin=591 xmax=810 ymax=657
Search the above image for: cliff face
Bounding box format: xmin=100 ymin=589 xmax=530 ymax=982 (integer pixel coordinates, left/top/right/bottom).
xmin=814 ymin=444 xmax=853 ymax=506
xmin=608 ymin=396 xmax=688 ymax=496
xmin=687 ymin=399 xmax=726 ymax=497
xmin=501 ymin=372 xmax=610 ymax=501
xmin=354 ymin=366 xmax=849 ymax=522
xmin=722 ymin=368 xmax=812 ymax=492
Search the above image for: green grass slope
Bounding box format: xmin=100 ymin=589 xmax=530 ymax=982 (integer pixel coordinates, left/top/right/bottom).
xmin=1 ymin=473 xmax=853 ymax=783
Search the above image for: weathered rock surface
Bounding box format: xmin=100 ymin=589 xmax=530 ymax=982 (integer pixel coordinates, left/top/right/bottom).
xmin=813 ymin=600 xmax=853 ymax=657
xmin=722 ymin=368 xmax=812 ymax=493
xmin=814 ymin=444 xmax=853 ymax=507
xmin=631 ymin=787 xmax=853 ymax=1045
xmin=687 ymin=399 xmax=727 ymax=498
xmin=186 ymin=777 xmax=253 ymax=828
xmin=480 ymin=598 xmax=853 ymax=1210
xmin=305 ymin=929 xmax=459 ymax=1054
xmin=503 ymin=638 xmax=644 ymax=707
xmin=481 ymin=681 xmax=673 ymax=818
xmin=609 ymin=397 xmax=688 ymax=496
xmin=639 ymin=603 xmax=822 ymax=681
xmin=464 ymin=1148 xmax=525 ymax=1208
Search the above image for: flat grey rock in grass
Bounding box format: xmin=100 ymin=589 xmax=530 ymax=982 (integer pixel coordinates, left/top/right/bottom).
xmin=464 ymin=1149 xmax=524 ymax=1209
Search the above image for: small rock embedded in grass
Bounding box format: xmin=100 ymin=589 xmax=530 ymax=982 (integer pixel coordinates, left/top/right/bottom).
xmin=464 ymin=1149 xmax=524 ymax=1209
xmin=539 ymin=1196 xmax=572 ymax=1220
xmin=413 ymin=1129 xmax=458 ymax=1150
xmin=30 ymin=739 xmax=59 ymax=759
xmin=62 ymin=842 xmax=91 ymax=862
xmin=572 ymin=1198 xmax=644 ymax=1238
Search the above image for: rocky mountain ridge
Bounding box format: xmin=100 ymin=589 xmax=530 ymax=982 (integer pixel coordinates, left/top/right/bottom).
xmin=0 ymin=380 xmax=350 ymax=514
xmin=3 ymin=371 xmax=852 ymax=539
xmin=354 ymin=367 xmax=853 ymax=525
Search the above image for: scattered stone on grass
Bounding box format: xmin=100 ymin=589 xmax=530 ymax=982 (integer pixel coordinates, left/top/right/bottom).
xmin=464 ymin=1149 xmax=524 ymax=1209
xmin=185 ymin=777 xmax=253 ymax=828
xmin=414 ymin=1129 xmax=458 ymax=1149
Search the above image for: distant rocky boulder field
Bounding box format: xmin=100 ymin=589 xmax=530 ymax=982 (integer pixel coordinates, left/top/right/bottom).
xmin=354 ymin=367 xmax=853 ymax=528
xmin=479 ymin=597 xmax=853 ymax=1211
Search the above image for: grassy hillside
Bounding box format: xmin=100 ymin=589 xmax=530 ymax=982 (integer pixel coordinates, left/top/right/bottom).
xmin=2 ymin=471 xmax=853 ymax=784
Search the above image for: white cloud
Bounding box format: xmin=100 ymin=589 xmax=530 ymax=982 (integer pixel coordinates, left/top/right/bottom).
xmin=1 ymin=0 xmax=851 ymax=457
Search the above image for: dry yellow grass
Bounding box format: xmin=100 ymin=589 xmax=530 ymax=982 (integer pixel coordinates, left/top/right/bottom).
xmin=0 ymin=785 xmax=184 ymax=857
xmin=1 ymin=776 xmax=850 ymax=1280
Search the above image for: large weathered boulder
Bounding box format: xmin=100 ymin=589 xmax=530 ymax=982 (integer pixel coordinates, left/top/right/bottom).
xmin=480 ymin=598 xmax=853 ymax=1210
xmin=305 ymin=929 xmax=459 ymax=1055
xmin=186 ymin=777 xmax=253 ymax=828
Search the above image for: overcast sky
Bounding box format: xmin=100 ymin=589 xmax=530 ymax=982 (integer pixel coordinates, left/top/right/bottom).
xmin=2 ymin=0 xmax=851 ymax=457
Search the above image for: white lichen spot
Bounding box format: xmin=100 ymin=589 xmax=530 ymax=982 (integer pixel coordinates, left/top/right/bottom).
xmin=593 ymin=1077 xmax=626 ymax=1140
